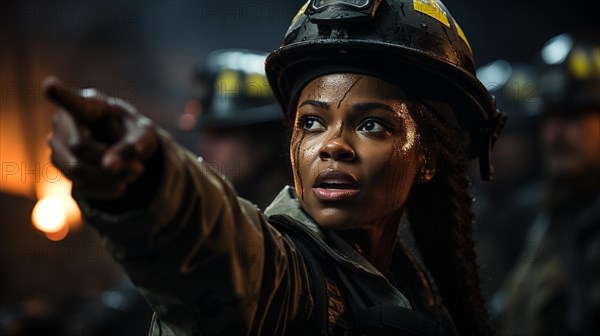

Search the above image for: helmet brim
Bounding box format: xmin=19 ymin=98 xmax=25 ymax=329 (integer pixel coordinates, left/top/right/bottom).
xmin=266 ymin=39 xmax=497 ymax=159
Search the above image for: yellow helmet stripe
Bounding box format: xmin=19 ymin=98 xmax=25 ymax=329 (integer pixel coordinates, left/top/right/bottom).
xmin=413 ymin=0 xmax=450 ymax=28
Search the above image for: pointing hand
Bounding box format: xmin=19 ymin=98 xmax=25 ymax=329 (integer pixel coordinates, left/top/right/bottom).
xmin=44 ymin=77 xmax=159 ymax=200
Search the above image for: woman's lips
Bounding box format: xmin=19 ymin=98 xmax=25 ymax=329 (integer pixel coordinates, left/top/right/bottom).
xmin=313 ymin=186 xmax=359 ymax=201
xmin=312 ymin=169 xmax=359 ymax=201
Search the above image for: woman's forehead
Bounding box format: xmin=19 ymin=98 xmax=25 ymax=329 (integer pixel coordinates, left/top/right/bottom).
xmin=299 ymin=73 xmax=408 ymax=101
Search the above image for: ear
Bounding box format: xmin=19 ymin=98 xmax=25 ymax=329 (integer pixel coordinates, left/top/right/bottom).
xmin=416 ymin=151 xmax=437 ymax=184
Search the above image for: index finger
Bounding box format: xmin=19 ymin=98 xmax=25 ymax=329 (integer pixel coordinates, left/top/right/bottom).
xmin=43 ymin=76 xmax=110 ymax=123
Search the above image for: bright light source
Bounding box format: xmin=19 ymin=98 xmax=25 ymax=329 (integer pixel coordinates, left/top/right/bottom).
xmin=477 ymin=60 xmax=512 ymax=91
xmin=45 ymin=224 xmax=69 ymax=241
xmin=64 ymin=195 xmax=82 ymax=229
xmin=32 ymin=197 xmax=67 ymax=233
xmin=541 ymin=34 xmax=573 ymax=65
xmin=34 ymin=159 xmax=82 ymax=231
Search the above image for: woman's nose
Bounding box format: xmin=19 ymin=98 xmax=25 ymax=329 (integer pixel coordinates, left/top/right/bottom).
xmin=319 ymin=134 xmax=356 ymax=161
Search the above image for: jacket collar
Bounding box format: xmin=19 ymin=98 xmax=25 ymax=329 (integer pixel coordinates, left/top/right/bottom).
xmin=265 ymin=186 xmax=325 ymax=239
xmin=265 ymin=186 xmax=412 ymax=309
xmin=265 ymin=186 xmax=388 ymax=278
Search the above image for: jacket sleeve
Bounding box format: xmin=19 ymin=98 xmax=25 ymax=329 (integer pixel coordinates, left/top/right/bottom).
xmin=75 ymin=129 xmax=313 ymax=335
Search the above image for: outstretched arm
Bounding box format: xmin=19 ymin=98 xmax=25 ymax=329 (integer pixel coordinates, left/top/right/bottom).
xmin=44 ymin=77 xmax=312 ymax=335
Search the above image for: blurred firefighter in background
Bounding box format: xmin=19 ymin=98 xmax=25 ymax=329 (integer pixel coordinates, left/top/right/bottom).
xmin=499 ymin=33 xmax=600 ymax=336
xmin=183 ymin=49 xmax=291 ymax=210
xmin=473 ymin=61 xmax=543 ymax=303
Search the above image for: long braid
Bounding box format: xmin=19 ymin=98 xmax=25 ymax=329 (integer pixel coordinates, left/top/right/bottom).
xmin=407 ymin=103 xmax=493 ymax=335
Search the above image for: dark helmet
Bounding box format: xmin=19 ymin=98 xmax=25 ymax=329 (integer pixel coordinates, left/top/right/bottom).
xmin=187 ymin=49 xmax=282 ymax=130
xmin=477 ymin=60 xmax=540 ymax=129
xmin=265 ymin=0 xmax=506 ymax=180
xmin=536 ymin=33 xmax=600 ymax=116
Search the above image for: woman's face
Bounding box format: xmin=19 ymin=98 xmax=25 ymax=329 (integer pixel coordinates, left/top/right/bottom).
xmin=291 ymin=73 xmax=422 ymax=230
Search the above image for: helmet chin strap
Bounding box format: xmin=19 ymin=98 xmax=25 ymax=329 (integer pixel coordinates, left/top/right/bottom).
xmin=480 ymin=109 xmax=507 ymax=181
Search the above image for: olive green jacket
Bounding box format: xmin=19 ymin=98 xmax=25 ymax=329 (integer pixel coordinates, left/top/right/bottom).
xmin=77 ymin=131 xmax=448 ymax=335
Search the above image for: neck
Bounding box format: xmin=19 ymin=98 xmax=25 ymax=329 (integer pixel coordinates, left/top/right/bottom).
xmin=336 ymin=212 xmax=402 ymax=275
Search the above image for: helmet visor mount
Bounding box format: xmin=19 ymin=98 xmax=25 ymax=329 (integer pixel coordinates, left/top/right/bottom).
xmin=308 ymin=0 xmax=382 ymax=22
xmin=312 ymin=0 xmax=371 ymax=9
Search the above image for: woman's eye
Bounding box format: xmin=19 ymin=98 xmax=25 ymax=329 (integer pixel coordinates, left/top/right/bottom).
xmin=298 ymin=116 xmax=325 ymax=131
xmin=359 ymin=119 xmax=390 ymax=133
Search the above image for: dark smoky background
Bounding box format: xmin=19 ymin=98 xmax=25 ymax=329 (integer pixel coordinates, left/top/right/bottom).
xmin=0 ymin=1 xmax=595 ymax=335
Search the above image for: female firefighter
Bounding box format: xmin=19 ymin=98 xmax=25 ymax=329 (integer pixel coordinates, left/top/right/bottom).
xmin=45 ymin=0 xmax=505 ymax=335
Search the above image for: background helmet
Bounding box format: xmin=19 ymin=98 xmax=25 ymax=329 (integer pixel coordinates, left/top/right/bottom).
xmin=189 ymin=49 xmax=282 ymax=129
xmin=477 ymin=60 xmax=540 ymax=128
xmin=265 ymin=0 xmax=506 ymax=180
xmin=535 ymin=33 xmax=600 ymax=116
xmin=476 ymin=61 xmax=542 ymax=185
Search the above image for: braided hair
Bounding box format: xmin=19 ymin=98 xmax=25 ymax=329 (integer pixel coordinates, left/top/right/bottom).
xmin=406 ymin=102 xmax=493 ymax=336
